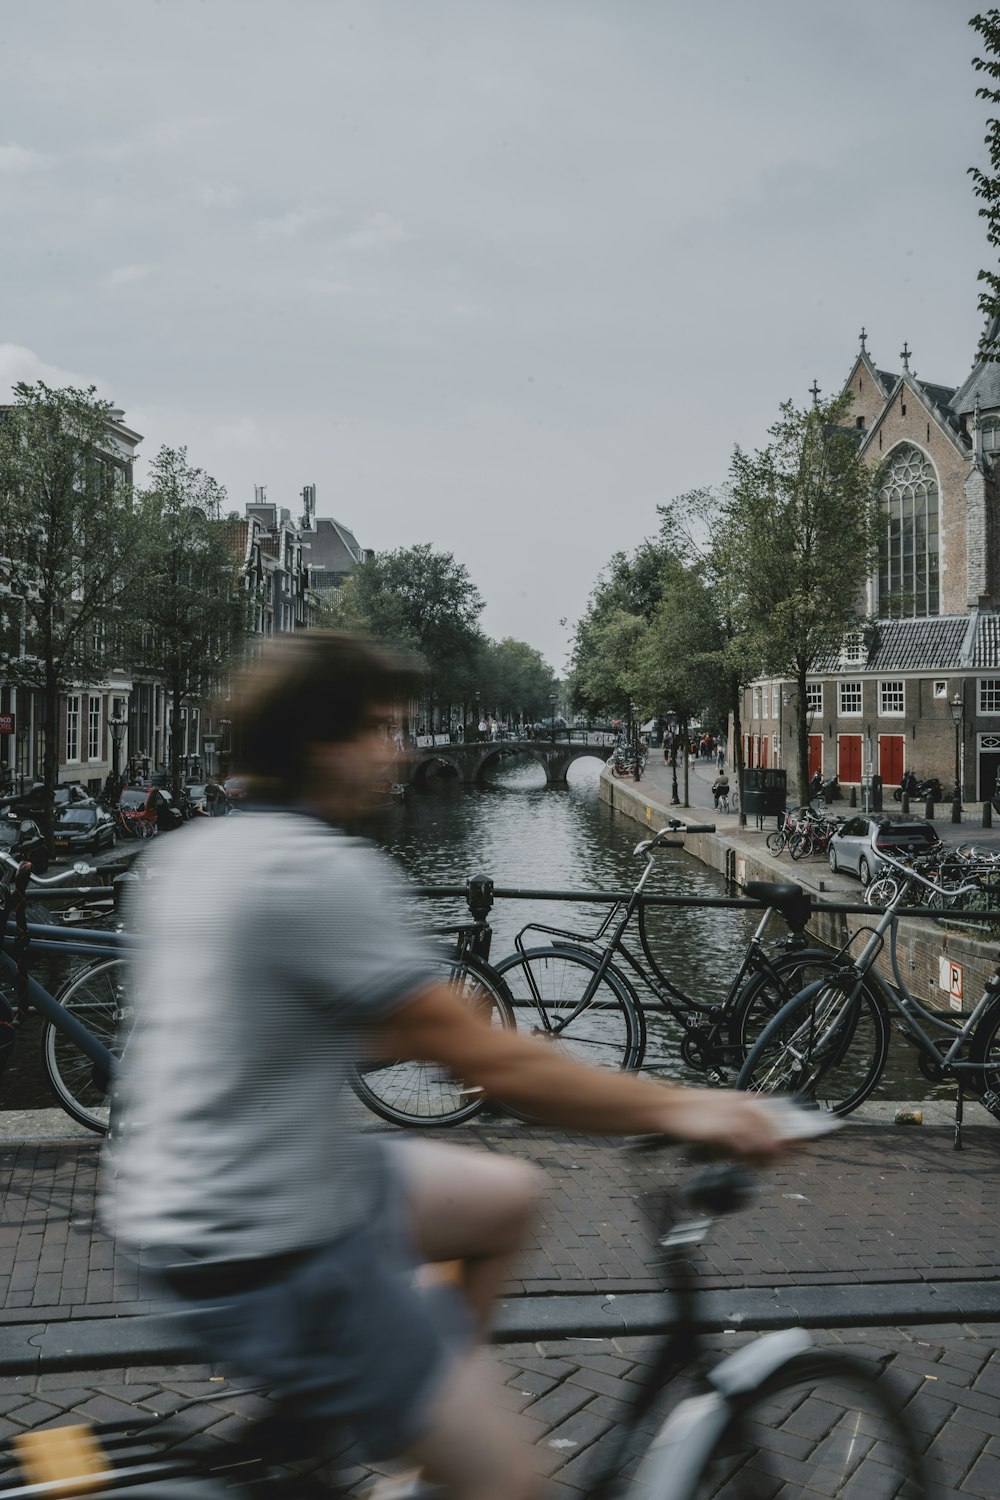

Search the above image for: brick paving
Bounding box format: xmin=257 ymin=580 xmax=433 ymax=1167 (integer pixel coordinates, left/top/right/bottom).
xmin=3 ymin=1124 xmax=1000 ymax=1320
xmin=2 ymin=1121 xmax=1000 ymax=1493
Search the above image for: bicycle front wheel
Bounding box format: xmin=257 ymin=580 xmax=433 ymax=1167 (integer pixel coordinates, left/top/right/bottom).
xmin=350 ymin=953 xmax=515 ymax=1127
xmin=40 ymin=958 xmax=134 ymax=1133
xmin=968 ymin=996 xmax=1000 ymax=1117
xmin=631 ymin=1346 xmax=931 ymax=1499
xmin=764 ymin=830 xmax=786 ymax=856
xmin=735 ymin=975 xmax=889 ymax=1116
xmin=494 ymin=946 xmax=645 ymax=1071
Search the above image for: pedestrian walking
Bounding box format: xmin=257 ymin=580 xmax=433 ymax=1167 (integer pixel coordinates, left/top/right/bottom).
xmin=717 ymin=744 xmax=725 ymax=771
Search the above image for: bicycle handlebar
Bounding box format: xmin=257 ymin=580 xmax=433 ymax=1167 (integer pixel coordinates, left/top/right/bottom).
xmin=0 ymin=849 xmax=97 ymax=887
xmin=632 ymin=821 xmax=717 ymax=857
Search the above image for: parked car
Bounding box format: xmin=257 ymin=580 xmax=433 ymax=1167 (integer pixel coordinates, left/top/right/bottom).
xmin=117 ymin=786 xmax=186 ymax=836
xmin=53 ymin=803 xmax=118 ymax=855
xmin=0 ymin=815 xmax=49 ymax=872
xmin=4 ymin=781 xmax=92 ymax=817
xmin=222 ymin=776 xmax=249 ymax=805
xmin=827 ymin=815 xmax=941 ymax=886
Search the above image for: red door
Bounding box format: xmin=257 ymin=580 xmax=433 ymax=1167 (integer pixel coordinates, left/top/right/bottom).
xmin=760 ymin=737 xmax=770 ymax=768
xmin=878 ymin=735 xmax=905 ymax=788
xmin=837 ymin=734 xmax=862 ymax=784
xmin=808 ymin=734 xmax=823 ymax=778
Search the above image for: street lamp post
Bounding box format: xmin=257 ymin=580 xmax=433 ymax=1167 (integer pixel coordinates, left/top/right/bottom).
xmin=950 ymin=692 xmax=964 ymax=824
xmin=549 ymin=692 xmax=557 ymax=743
xmin=108 ymin=711 xmax=128 ymax=794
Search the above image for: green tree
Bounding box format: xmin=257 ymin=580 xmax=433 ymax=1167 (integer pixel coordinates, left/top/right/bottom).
xmin=350 ymin=544 xmax=485 ymax=719
xmin=476 ymin=637 xmax=557 ymax=726
xmin=720 ymin=392 xmax=880 ymax=801
xmin=126 ymin=447 xmax=250 ymax=799
xmin=970 ymin=10 xmax=1000 ymax=356
xmin=0 ymin=382 xmax=140 ymax=836
xmin=570 ymin=609 xmax=648 ymax=719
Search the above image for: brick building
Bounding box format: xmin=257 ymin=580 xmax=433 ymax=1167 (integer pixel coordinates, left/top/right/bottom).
xmin=741 ymin=323 xmax=1000 ymax=804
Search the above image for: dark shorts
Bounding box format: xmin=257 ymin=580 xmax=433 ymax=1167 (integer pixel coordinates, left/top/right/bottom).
xmin=147 ymin=1158 xmax=472 ymax=1461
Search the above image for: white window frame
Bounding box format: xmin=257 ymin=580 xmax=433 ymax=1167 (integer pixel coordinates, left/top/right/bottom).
xmin=838 ymin=681 xmax=863 ymax=717
xmin=752 ymin=686 xmax=762 ymax=720
xmin=87 ymin=695 xmax=101 ymax=761
xmin=841 ymin=630 xmax=866 ymax=666
xmin=762 ymin=683 xmax=770 ymax=720
xmin=66 ymin=694 xmax=81 ymax=764
xmin=878 ymin=680 xmax=905 ymax=717
xmin=979 ymin=678 xmax=1000 ymax=715
xmin=805 ymin=682 xmax=823 ymax=716
xmin=933 ymin=681 xmax=948 ymax=699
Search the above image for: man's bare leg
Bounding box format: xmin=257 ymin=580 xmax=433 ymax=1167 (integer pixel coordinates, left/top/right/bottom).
xmin=403 ymin=1351 xmax=544 ymax=1500
xmin=394 ymin=1138 xmax=545 ymax=1334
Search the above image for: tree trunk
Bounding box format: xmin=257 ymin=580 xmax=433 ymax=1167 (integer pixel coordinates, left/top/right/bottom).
xmin=795 ymin=659 xmax=810 ymax=804
xmin=42 ymin=659 xmax=59 ymax=847
xmin=171 ymin=676 xmax=184 ymax=802
xmin=732 ymin=673 xmax=746 ymax=828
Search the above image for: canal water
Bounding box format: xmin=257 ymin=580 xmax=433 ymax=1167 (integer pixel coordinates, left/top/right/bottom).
xmin=363 ymin=755 xmax=780 ymax=1082
xmin=363 ymin=753 xmax=933 ymax=1098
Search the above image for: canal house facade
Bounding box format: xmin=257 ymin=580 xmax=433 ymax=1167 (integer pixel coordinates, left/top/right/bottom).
xmin=741 ymin=324 xmax=1000 ymax=804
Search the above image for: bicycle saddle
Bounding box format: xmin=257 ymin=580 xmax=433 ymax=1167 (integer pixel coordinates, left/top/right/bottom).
xmin=743 ymin=881 xmax=812 ymax=931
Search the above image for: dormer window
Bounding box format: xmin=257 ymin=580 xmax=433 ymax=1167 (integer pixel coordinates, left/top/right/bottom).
xmin=841 ymin=630 xmax=866 ymax=667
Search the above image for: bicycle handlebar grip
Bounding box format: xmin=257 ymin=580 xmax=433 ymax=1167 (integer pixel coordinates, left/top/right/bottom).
xmin=680 ymin=823 xmax=716 ymax=835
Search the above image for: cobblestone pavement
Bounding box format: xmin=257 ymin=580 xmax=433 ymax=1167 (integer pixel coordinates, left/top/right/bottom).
xmin=1 ymin=1325 xmax=1000 ymax=1497
xmin=2 ymin=1124 xmax=999 ymax=1319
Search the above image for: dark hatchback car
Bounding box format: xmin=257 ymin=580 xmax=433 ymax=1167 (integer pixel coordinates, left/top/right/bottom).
xmin=54 ymin=803 xmax=117 ymax=854
xmin=827 ymin=815 xmax=941 ymax=886
xmin=0 ymin=815 xmax=49 ymax=873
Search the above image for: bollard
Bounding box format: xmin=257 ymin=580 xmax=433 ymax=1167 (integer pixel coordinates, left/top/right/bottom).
xmin=849 ymin=786 xmax=857 ymax=808
xmin=925 ymin=794 xmax=935 ymax=820
xmin=901 ymin=792 xmax=910 ymax=815
xmin=985 ymin=799 xmax=993 ymax=829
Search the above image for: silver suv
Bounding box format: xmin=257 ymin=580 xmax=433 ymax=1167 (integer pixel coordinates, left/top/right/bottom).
xmin=827 ymin=815 xmax=941 ymax=886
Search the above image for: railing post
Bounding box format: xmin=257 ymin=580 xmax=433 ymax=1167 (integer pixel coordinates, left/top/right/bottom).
xmin=984 ymin=800 xmax=993 ymax=829
xmin=466 ymin=874 xmax=495 ymax=960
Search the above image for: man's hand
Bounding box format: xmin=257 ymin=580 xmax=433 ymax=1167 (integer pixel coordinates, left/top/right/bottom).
xmin=377 ymin=981 xmax=790 ymax=1163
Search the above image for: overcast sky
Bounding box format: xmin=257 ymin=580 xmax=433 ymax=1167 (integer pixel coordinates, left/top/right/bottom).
xmin=0 ymin=0 xmax=992 ymax=670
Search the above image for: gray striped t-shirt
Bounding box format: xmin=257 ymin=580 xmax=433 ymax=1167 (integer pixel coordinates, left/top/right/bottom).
xmin=102 ymin=810 xmax=438 ymax=1261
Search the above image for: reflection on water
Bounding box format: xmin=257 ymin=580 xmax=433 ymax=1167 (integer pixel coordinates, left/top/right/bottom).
xmin=361 ymin=756 xmax=759 ymax=1082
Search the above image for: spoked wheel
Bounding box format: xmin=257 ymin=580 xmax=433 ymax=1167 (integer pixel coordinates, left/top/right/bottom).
xmin=351 ymin=954 xmax=515 ymax=1127
xmin=735 ymin=975 xmax=889 ymax=1116
xmin=765 ymin=831 xmax=786 ymax=856
xmin=494 ymin=946 xmax=645 ymax=1072
xmin=969 ymin=996 xmax=1000 ymax=1119
xmin=866 ymin=875 xmax=899 ymax=909
xmin=40 ymin=958 xmax=135 ymax=1133
xmin=633 ymin=1346 xmax=932 ymax=1498
xmin=727 ymin=950 xmax=843 ymax=1064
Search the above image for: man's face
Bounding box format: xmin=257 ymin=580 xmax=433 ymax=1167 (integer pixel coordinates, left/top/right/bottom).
xmin=304 ymin=705 xmax=399 ymax=820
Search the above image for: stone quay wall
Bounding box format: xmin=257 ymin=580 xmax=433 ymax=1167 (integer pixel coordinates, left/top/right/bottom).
xmin=600 ymin=768 xmax=997 ymax=1022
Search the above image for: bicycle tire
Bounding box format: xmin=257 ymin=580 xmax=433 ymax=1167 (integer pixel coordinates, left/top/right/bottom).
xmin=40 ymin=957 xmax=134 ymax=1133
xmin=630 ymin=1345 xmax=931 ymax=1499
xmin=788 ymin=832 xmax=812 ymax=861
xmin=764 ymin=831 xmax=786 ymax=856
xmin=727 ymin=949 xmax=843 ymax=1063
xmin=866 ymin=875 xmax=899 ymax=909
xmin=735 ymin=974 xmax=889 ymax=1116
xmin=350 ymin=953 xmax=516 ymax=1127
xmin=494 ymin=945 xmax=646 ymax=1073
xmin=968 ymin=996 xmax=1000 ymax=1117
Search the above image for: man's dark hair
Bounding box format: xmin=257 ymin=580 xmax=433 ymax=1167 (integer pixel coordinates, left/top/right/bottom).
xmin=229 ymin=631 xmax=421 ymax=799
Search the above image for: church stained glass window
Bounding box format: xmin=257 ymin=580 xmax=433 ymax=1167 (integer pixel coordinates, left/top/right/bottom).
xmin=877 ymin=444 xmax=939 ymax=617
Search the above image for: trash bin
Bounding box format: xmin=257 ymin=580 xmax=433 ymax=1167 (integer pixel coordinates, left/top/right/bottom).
xmin=743 ymin=768 xmax=787 ymax=821
xmin=862 ymin=774 xmax=883 ymax=813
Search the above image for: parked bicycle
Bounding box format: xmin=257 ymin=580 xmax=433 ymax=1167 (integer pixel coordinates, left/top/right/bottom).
xmin=492 ymin=822 xmax=841 ymax=1088
xmin=736 ymin=847 xmax=1000 ymax=1146
xmin=0 ymin=852 xmax=128 ymax=1132
xmin=0 ymin=1127 xmax=931 ymax=1500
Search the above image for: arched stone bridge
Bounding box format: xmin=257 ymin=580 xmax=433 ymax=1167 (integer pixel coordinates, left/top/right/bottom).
xmin=403 ymin=736 xmax=614 ymax=788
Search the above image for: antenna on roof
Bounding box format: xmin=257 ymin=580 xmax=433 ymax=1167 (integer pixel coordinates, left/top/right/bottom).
xmin=300 ymin=484 xmax=316 ymax=531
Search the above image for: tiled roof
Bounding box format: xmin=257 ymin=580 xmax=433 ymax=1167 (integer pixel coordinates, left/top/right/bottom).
xmin=875 ymin=367 xmax=897 ymax=395
xmin=811 ymin=616 xmax=970 ymax=673
xmin=974 ymin=614 xmax=1000 ymax=669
